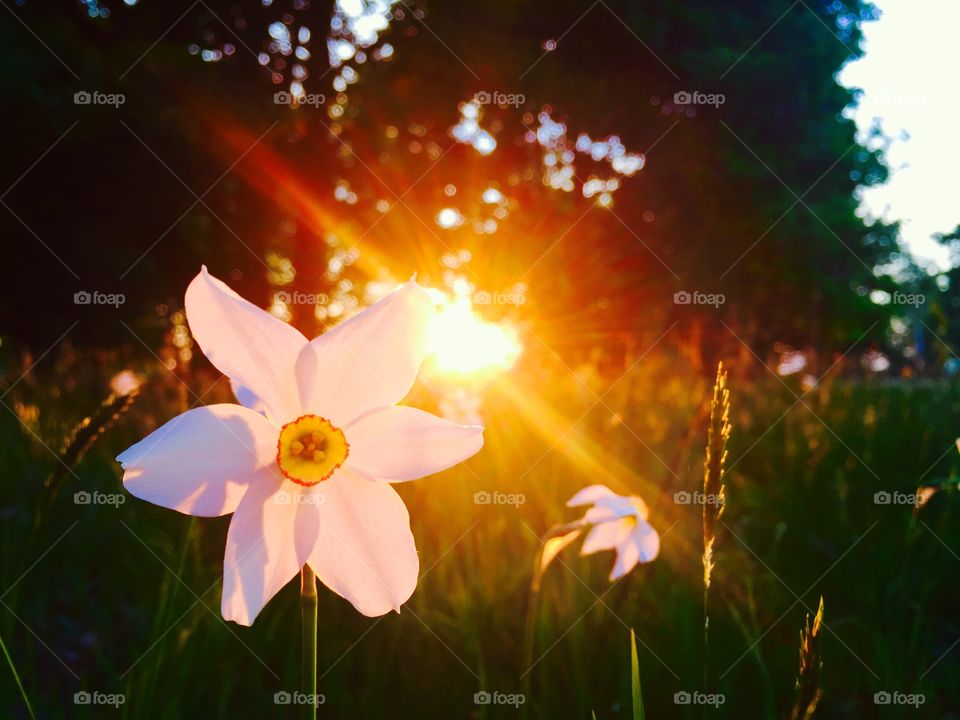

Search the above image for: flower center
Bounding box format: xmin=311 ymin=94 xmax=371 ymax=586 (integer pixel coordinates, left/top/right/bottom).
xmin=276 ymin=415 xmax=349 ymax=487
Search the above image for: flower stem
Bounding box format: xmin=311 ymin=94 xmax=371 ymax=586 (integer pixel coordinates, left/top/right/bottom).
xmin=300 ymin=564 xmax=318 ymax=720
xmin=519 ymin=547 xmax=544 ymax=720
xmin=520 ymin=520 xmax=585 ymax=720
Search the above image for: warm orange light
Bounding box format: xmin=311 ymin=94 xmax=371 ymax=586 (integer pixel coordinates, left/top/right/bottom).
xmin=426 ymin=296 xmax=521 ymax=375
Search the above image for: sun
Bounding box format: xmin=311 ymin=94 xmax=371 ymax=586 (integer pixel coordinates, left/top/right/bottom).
xmin=426 ymin=295 xmax=522 ymax=375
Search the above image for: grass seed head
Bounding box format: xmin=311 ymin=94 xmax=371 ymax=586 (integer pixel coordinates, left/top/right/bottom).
xmin=702 ymin=362 xmax=731 ymax=590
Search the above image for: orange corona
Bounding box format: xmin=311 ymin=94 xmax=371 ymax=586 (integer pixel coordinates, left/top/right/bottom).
xmin=276 ymin=415 xmax=349 ymax=486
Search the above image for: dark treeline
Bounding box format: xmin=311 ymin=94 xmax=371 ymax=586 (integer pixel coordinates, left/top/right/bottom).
xmin=3 ymin=0 xmax=951 ymax=367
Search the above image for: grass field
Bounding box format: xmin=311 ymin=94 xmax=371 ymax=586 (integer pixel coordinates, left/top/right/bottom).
xmin=2 ymin=338 xmax=959 ymax=718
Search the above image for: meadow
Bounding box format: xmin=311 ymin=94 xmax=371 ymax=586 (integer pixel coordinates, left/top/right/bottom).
xmin=2 ymin=336 xmax=958 ymax=719
xmin=3 ymin=0 xmax=957 ymax=716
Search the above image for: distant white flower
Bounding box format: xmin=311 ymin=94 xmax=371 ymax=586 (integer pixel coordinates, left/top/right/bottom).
xmin=118 ymin=267 xmax=484 ymax=625
xmin=542 ymin=484 xmax=659 ymax=581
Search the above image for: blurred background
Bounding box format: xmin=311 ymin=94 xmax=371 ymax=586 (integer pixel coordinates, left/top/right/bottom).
xmin=2 ymin=0 xmax=960 ymax=717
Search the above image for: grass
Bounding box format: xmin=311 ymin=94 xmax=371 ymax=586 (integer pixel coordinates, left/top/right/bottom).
xmin=1 ymin=339 xmax=959 ymax=718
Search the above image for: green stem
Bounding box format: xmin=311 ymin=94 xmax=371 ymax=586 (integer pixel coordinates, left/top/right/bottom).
xmin=520 ymin=521 xmax=584 ymax=720
xmin=301 ymin=565 xmax=318 ymax=720
xmin=0 ymin=628 xmax=35 ymax=720
xmin=703 ymin=585 xmax=709 ymax=720
xmin=519 ymin=548 xmax=544 ymax=720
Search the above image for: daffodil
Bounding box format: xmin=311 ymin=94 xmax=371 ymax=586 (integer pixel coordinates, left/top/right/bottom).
xmin=522 ymin=484 xmax=660 ymax=704
xmin=541 ymin=484 xmax=659 ymax=581
xmin=118 ymin=267 xmax=484 ymax=625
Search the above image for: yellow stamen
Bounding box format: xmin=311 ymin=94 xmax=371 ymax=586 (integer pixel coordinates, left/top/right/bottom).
xmin=276 ymin=415 xmax=349 ymax=487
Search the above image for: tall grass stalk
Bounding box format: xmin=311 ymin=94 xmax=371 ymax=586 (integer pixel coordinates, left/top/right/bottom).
xmin=702 ymin=363 xmax=731 ymax=690
xmin=1 ymin=628 xmax=35 ymax=720
xmin=129 ymin=378 xmax=189 ymax=720
xmin=789 ymin=597 xmax=824 ymax=720
xmin=29 ymin=388 xmax=139 ymax=545
xmin=630 ymin=628 xmax=645 ymax=720
xmin=133 ymin=515 xmax=198 ymax=720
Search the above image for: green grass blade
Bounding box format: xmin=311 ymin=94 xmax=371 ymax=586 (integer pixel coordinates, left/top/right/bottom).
xmin=0 ymin=628 xmax=36 ymax=720
xmin=630 ymin=628 xmax=645 ymax=720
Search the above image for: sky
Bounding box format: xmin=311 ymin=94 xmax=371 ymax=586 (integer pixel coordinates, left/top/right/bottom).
xmin=839 ymin=0 xmax=960 ymax=272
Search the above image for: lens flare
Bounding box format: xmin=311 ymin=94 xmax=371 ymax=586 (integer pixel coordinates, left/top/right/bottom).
xmin=426 ymin=296 xmax=521 ymax=375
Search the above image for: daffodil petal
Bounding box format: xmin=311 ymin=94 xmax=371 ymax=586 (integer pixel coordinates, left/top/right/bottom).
xmin=307 ymin=469 xmax=418 ymax=616
xmin=594 ymin=493 xmax=645 ymax=519
xmin=230 ymin=378 xmax=269 ymax=417
xmin=610 ymin=521 xmax=660 ymax=581
xmin=186 ymin=266 xmax=307 ymax=424
xmin=117 ymin=404 xmax=277 ymax=517
xmin=295 ymin=281 xmax=434 ymax=426
xmin=630 ymin=520 xmax=660 ymax=562
xmin=581 ymin=517 xmax=634 ymax=555
xmin=628 ymin=496 xmax=651 ymax=521
xmin=221 ymin=475 xmax=320 ymax=626
xmin=345 ymin=406 xmax=483 ymax=482
xmin=567 ymin=484 xmax=618 ymax=507
xmin=581 ymin=505 xmax=621 ymax=524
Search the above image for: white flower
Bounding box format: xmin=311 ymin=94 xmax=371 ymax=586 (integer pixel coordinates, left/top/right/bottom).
xmin=542 ymin=484 xmax=659 ymax=581
xmin=117 ymin=267 xmax=484 ymax=625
